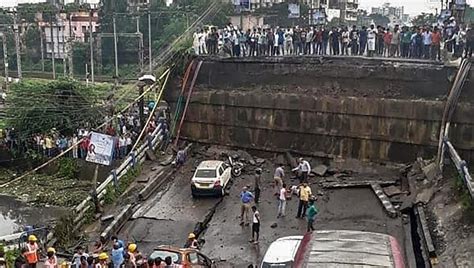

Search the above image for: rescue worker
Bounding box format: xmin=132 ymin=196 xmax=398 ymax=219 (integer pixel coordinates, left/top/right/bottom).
xmin=186 ymin=233 xmax=199 ymax=249
xmin=97 ymin=253 xmax=109 ymax=268
xmin=44 ymin=248 xmax=58 ymax=268
xmin=24 ymin=235 xmax=39 ymax=268
xmin=0 ymin=245 xmax=6 ymax=268
xmin=292 ymin=158 xmax=311 ymax=183
xmin=254 ymin=168 xmax=262 ymax=204
xmin=127 ymin=244 xmax=138 ymax=267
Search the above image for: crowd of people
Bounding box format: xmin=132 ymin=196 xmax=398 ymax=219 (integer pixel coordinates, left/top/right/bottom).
xmin=193 ymin=19 xmax=474 ymax=60
xmin=0 ymin=103 xmax=169 ymax=162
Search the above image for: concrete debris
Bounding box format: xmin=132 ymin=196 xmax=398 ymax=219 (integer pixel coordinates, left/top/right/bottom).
xmin=422 ymin=162 xmax=439 ymax=181
xmin=145 ymin=149 xmax=157 ymax=161
xmin=312 ymin=165 xmax=328 ymax=177
xmin=371 ymin=183 xmax=398 ymax=218
xmin=137 ymin=176 xmax=150 ymax=183
xmin=248 ymin=159 xmax=256 ymax=166
xmin=383 ymin=185 xmax=403 ymax=197
xmin=275 ymin=154 xmax=286 ymax=165
xmin=256 ymin=158 xmax=265 ymax=165
xmin=322 ymin=179 xmax=397 ymax=189
xmin=270 ymin=223 xmax=278 ymax=228
xmin=326 ymin=167 xmax=339 ymax=175
xmin=416 ymin=187 xmax=435 ymax=204
xmin=285 ymin=152 xmax=297 ymax=168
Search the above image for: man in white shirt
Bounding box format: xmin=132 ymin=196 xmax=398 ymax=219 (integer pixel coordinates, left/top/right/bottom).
xmin=367 ymin=24 xmax=377 ymax=57
xmin=292 ymin=158 xmax=311 ymax=183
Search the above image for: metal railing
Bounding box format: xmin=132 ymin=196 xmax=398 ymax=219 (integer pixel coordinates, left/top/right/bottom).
xmin=443 ymin=138 xmax=474 ymax=199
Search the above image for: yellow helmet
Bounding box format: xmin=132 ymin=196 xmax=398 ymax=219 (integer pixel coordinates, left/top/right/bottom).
xmin=47 ymin=247 xmax=56 ymax=254
xmin=28 ymin=235 xmax=37 ymax=242
xmin=128 ymin=243 xmax=137 ymax=253
xmin=188 ymin=233 xmax=196 ymax=239
xmin=98 ymin=252 xmax=108 ymax=260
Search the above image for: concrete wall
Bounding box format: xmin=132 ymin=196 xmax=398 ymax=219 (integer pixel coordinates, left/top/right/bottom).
xmin=170 ymin=57 xmax=474 ymax=163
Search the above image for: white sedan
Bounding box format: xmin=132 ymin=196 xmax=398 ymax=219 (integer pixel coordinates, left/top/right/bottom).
xmin=261 ymin=236 xmax=303 ymax=268
xmin=191 ymin=160 xmax=232 ymax=197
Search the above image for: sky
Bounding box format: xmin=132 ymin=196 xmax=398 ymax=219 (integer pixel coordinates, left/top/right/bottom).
xmin=1 ymin=0 xmax=473 ymax=16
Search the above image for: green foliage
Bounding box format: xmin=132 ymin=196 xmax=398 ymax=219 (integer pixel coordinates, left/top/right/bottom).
xmin=4 ymin=248 xmax=20 ymax=268
xmin=411 ymin=12 xmax=437 ymax=27
xmin=53 ymin=213 xmax=79 ymax=249
xmin=454 ymin=174 xmax=473 ymax=211
xmin=5 ymin=79 xmax=110 ymax=140
xmin=58 ymin=158 xmax=78 ymax=180
xmin=103 ymin=165 xmax=141 ymax=205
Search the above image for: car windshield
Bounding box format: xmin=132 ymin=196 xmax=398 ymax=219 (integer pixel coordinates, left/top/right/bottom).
xmin=261 ymin=262 xmax=292 ymax=268
xmin=149 ymin=250 xmax=181 ymax=264
xmin=195 ymin=169 xmax=217 ymax=178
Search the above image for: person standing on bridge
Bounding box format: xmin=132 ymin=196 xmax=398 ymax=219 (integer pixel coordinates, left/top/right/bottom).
xmin=306 ymin=199 xmax=319 ymax=232
xmin=254 ymin=168 xmax=262 ymax=204
xmin=367 ymin=24 xmax=377 ymax=57
xmin=240 ymin=186 xmax=254 ymax=226
xmin=292 ymin=158 xmax=311 ymax=183
xmin=273 ymin=163 xmax=285 ymax=196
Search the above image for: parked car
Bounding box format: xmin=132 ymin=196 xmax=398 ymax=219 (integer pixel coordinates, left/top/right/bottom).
xmin=149 ymin=246 xmax=216 ymax=267
xmin=293 ymin=230 xmax=406 ymax=268
xmin=261 ymin=236 xmax=303 ymax=268
xmin=191 ymin=160 xmax=232 ymax=197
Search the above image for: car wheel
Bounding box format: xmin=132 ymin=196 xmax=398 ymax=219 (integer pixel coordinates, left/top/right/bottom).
xmin=232 ymin=167 xmax=241 ymax=177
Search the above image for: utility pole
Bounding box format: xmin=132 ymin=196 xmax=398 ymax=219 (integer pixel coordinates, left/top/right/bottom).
xmin=89 ymin=10 xmax=95 ymax=84
xmin=39 ymin=26 xmax=45 ymax=72
xmin=1 ymin=33 xmax=8 ymax=91
xmin=59 ymin=21 xmax=66 ymax=77
xmin=113 ymin=15 xmax=119 ymax=82
xmin=13 ymin=12 xmax=22 ymax=80
xmin=147 ymin=9 xmax=152 ymax=73
xmin=50 ymin=16 xmax=56 ymax=80
xmin=340 ymin=0 xmax=347 ymax=25
xmin=68 ymin=13 xmax=73 ymax=77
xmin=136 ymin=16 xmax=143 ymax=73
xmin=138 ymin=83 xmax=145 ymax=127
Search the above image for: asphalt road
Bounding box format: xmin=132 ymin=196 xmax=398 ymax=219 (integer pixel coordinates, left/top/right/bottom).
xmin=118 ymin=151 xmax=408 ymax=267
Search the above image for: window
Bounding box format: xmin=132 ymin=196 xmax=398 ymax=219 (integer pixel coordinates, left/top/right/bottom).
xmin=188 ymin=252 xmax=199 ymax=264
xmin=82 ymin=26 xmax=87 ymax=33
xmin=194 ymin=169 xmax=217 ymax=178
xmin=149 ymin=250 xmax=181 ymax=264
xmin=218 ymin=166 xmax=225 ymax=176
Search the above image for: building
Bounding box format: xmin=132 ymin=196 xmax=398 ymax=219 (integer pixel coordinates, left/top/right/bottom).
xmin=36 ymin=9 xmax=99 ymax=59
xmin=324 ymin=0 xmax=359 ymax=22
xmin=371 ymin=2 xmax=409 ymax=25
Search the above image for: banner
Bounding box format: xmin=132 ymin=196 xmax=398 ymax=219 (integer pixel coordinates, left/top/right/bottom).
xmin=86 ymin=132 xmax=115 ymax=166
xmin=288 ymin=3 xmax=300 ymax=19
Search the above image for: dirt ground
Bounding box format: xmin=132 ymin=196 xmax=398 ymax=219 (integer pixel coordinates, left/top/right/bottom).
xmin=116 ymin=145 xmax=409 ymax=267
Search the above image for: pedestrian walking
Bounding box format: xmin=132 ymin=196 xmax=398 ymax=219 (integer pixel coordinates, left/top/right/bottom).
xmin=277 ymin=183 xmax=287 ymax=218
xmin=254 ymin=168 xmax=262 ymax=204
xmin=273 ymin=164 xmax=284 ymax=196
xmin=249 ymin=206 xmax=260 ymax=244
xmin=240 ymin=186 xmax=254 ymax=226
xmin=306 ymin=199 xmax=319 ymax=232
xmin=296 ymin=182 xmax=312 ymax=218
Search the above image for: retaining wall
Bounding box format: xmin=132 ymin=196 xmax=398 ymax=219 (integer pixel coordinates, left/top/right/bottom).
xmin=170 ymin=57 xmax=474 ymax=163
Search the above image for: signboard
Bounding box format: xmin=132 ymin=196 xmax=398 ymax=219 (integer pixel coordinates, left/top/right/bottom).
xmin=86 ymin=132 xmax=115 ymax=166
xmin=309 ymin=9 xmax=327 ymax=25
xmin=288 ymin=3 xmax=300 ymax=19
xmin=235 ymin=0 xmax=250 ymax=11
xmin=455 ymin=0 xmax=466 ymax=10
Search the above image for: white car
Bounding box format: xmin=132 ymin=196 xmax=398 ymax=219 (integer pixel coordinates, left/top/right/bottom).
xmin=261 ymin=236 xmax=303 ymax=268
xmin=191 ymin=160 xmax=232 ymax=197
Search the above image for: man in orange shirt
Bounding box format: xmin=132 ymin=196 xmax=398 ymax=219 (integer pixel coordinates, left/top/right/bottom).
xmin=431 ymin=26 xmax=442 ymax=61
xmin=24 ymin=235 xmax=39 ymax=268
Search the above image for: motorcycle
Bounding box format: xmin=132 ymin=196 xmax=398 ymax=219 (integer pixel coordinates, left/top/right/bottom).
xmin=225 ymin=154 xmax=244 ymax=177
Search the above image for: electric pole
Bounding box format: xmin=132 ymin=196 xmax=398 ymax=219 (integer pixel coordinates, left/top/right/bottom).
xmin=13 ymin=12 xmax=22 ymax=80
xmin=113 ymin=15 xmax=119 ymax=82
xmin=50 ymin=16 xmax=56 ymax=79
xmin=68 ymin=13 xmax=73 ymax=77
xmin=39 ymin=25 xmax=45 ymax=72
xmin=136 ymin=16 xmax=143 ymax=73
xmin=1 ymin=33 xmax=8 ymax=91
xmin=148 ymin=9 xmax=152 ymax=73
xmin=89 ymin=10 xmax=95 ymax=84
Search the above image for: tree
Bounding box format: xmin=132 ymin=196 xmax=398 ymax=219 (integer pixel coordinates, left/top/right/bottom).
xmin=6 ymin=80 xmax=110 ymax=140
xmin=411 ymin=12 xmax=437 ymax=26
xmin=368 ymin=13 xmax=390 ymax=27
